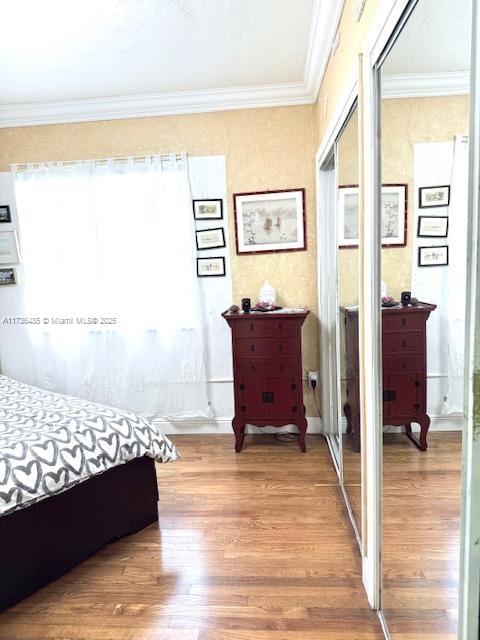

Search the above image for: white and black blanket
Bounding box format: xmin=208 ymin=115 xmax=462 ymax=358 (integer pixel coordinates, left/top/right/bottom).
xmin=0 ymin=375 xmax=177 ymax=517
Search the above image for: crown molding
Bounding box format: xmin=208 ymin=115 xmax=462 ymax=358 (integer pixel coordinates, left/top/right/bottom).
xmin=382 ymin=71 xmax=470 ymax=99
xmin=0 ymin=0 xmax=345 ymax=128
xmin=303 ymin=0 xmax=346 ymax=100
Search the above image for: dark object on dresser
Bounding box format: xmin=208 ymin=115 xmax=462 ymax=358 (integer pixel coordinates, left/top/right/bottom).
xmin=222 ymin=310 xmax=309 ymax=452
xmin=241 ymin=298 xmax=251 ymax=313
xmin=0 ymin=456 xmax=159 ymax=612
xmin=340 ymin=303 xmax=436 ymax=452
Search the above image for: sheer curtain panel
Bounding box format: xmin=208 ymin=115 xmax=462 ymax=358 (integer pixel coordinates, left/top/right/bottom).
xmin=6 ymin=154 xmax=211 ymax=420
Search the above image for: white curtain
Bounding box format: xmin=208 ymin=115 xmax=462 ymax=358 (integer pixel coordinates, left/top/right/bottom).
xmin=412 ymin=136 xmax=468 ymax=415
xmin=6 ymin=154 xmax=212 ymax=420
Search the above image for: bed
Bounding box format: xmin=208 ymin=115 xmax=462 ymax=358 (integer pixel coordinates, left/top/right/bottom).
xmin=0 ymin=375 xmax=177 ymax=611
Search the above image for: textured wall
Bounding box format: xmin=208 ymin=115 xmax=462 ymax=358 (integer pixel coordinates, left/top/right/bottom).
xmin=0 ymin=105 xmax=319 ymax=414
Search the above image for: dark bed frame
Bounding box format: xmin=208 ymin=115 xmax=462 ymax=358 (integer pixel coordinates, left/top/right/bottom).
xmin=0 ymin=456 xmax=159 ymax=612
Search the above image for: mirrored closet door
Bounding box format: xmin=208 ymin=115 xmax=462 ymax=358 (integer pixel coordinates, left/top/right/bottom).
xmin=336 ymin=104 xmax=362 ymax=538
xmin=377 ymin=0 xmax=472 ymax=636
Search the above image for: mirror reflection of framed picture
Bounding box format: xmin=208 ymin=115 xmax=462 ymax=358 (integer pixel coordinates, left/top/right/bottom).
xmin=0 ymin=267 xmax=16 ymax=285
xmin=419 ymin=185 xmax=450 ymax=208
xmin=338 ymin=184 xmax=407 ymax=248
xmin=0 ymin=205 xmax=11 ymax=223
xmin=0 ymin=231 xmax=20 ymax=264
xmin=417 ymin=215 xmax=449 ymax=238
xmin=418 ymin=245 xmax=449 ymax=267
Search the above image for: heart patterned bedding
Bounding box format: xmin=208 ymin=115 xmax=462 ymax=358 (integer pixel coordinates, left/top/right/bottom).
xmin=0 ymin=375 xmax=178 ymax=517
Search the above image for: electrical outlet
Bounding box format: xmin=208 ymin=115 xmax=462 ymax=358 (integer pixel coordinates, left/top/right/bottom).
xmin=307 ymin=371 xmax=319 ymax=389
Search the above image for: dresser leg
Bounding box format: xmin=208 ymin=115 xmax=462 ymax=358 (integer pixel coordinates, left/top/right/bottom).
xmin=404 ymin=417 xmax=430 ymax=451
xmin=297 ymin=418 xmax=307 ymax=453
xmin=233 ymin=418 xmax=245 ymax=453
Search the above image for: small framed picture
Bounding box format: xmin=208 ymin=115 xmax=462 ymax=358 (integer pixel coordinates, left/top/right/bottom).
xmin=196 ymin=227 xmax=225 ymax=250
xmin=0 ymin=267 xmax=16 ymax=285
xmin=193 ymin=199 xmax=223 ymax=220
xmin=234 ymin=188 xmax=306 ymax=254
xmin=419 ymin=185 xmax=450 ymax=208
xmin=417 ymin=216 xmax=449 ymax=238
xmin=0 ymin=231 xmax=20 ymax=264
xmin=0 ymin=206 xmax=11 ymax=223
xmin=418 ymin=245 xmax=449 ymax=267
xmin=197 ymin=256 xmax=226 ymax=277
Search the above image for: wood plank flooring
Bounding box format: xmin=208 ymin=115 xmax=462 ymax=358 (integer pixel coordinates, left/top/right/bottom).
xmin=0 ymin=434 xmax=383 ymax=640
xmin=382 ymin=432 xmax=462 ymax=640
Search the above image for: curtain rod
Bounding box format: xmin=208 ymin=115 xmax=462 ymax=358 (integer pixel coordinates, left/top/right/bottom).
xmin=10 ymin=152 xmax=187 ymax=171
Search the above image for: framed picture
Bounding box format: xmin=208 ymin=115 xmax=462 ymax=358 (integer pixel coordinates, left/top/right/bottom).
xmin=419 ymin=185 xmax=450 ymax=208
xmin=193 ymin=199 xmax=223 ymax=220
xmin=233 ymin=188 xmax=306 ymax=255
xmin=0 ymin=267 xmax=16 ymax=285
xmin=195 ymin=227 xmax=225 ymax=250
xmin=417 ymin=215 xmax=449 ymax=238
xmin=197 ymin=256 xmax=226 ymax=277
xmin=418 ymin=245 xmax=449 ymax=267
xmin=0 ymin=231 xmax=20 ymax=264
xmin=338 ymin=184 xmax=407 ymax=248
xmin=0 ymin=205 xmax=11 ymax=223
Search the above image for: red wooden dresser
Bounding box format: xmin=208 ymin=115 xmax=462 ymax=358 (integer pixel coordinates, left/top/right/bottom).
xmin=222 ymin=310 xmax=309 ymax=452
xmin=341 ymin=303 xmax=436 ymax=452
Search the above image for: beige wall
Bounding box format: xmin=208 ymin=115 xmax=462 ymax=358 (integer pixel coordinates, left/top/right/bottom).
xmin=381 ymin=95 xmax=469 ymax=300
xmin=0 ymin=105 xmax=320 ymax=412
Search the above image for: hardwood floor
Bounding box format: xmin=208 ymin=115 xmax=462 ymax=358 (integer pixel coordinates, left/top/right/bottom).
xmin=0 ymin=434 xmax=382 ymax=640
xmin=382 ymin=432 xmax=462 ymax=640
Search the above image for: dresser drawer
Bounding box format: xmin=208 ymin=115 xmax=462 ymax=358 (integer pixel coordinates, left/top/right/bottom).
xmin=383 ymin=355 xmax=423 ymax=374
xmin=236 ymin=358 xmax=299 ymax=378
xmin=382 ymin=312 xmax=424 ymax=333
xmin=233 ymin=318 xmax=298 ymax=338
xmin=235 ymin=337 xmax=298 ymax=358
xmin=382 ymin=331 xmax=423 ymax=354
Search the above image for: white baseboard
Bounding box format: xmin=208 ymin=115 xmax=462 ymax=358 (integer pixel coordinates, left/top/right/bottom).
xmin=340 ymin=415 xmax=463 ymax=433
xmin=152 ymin=416 xmax=323 ymax=435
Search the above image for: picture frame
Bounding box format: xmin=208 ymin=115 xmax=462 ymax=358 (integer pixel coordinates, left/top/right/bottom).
xmin=417 ymin=215 xmax=449 ymax=238
xmin=233 ymin=188 xmax=306 ymax=255
xmin=0 ymin=267 xmax=16 ymax=285
xmin=0 ymin=205 xmax=11 ymax=223
xmin=338 ymin=184 xmax=407 ymax=248
xmin=0 ymin=231 xmax=20 ymax=264
xmin=193 ymin=199 xmax=223 ymax=221
xmin=197 ymin=256 xmax=226 ymax=277
xmin=195 ymin=227 xmax=225 ymax=251
xmin=419 ymin=185 xmax=450 ymax=208
xmin=418 ymin=245 xmax=449 ymax=267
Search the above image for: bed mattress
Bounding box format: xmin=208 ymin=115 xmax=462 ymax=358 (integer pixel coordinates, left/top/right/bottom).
xmin=0 ymin=375 xmax=177 ymax=516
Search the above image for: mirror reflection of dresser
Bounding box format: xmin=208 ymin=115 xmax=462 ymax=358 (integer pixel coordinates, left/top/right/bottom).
xmin=341 ymin=302 xmax=436 ymax=451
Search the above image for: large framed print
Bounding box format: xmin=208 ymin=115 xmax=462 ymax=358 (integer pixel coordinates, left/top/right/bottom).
xmin=339 ymin=184 xmax=407 ymax=248
xmin=0 ymin=231 xmax=20 ymax=264
xmin=234 ymin=188 xmax=306 ymax=255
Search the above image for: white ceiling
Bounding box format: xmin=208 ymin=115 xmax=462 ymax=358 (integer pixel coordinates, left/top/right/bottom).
xmin=0 ymin=0 xmax=342 ymax=127
xmin=382 ymin=0 xmax=470 ymax=77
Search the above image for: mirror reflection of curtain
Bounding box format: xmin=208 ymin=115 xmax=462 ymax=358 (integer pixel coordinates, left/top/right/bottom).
xmin=412 ymin=136 xmax=468 ymax=415
xmin=3 ymin=154 xmax=211 ymax=420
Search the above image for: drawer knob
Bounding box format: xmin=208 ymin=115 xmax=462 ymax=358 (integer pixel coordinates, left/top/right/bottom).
xmin=251 ymin=365 xmax=256 ymax=372
xmin=240 ymin=384 xmax=245 ymax=390
xmin=291 ymin=383 xmax=297 ymax=390
xmin=240 ymin=405 xmax=246 ymax=412
xmin=279 ymin=344 xmax=283 ymax=352
xmin=279 ymin=365 xmax=284 ymax=372
xmin=402 ymin=318 xmax=406 ymax=326
xmin=292 ymin=406 xmax=298 ymax=412
xmin=250 ymin=323 xmax=254 ymax=331
xmin=401 ymin=339 xmax=407 ymax=348
xmin=250 ymin=344 xmax=255 ymax=352
xmin=414 ymin=380 xmax=420 ymax=387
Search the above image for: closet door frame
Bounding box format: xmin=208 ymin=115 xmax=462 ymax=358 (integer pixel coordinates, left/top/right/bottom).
xmin=316 ymin=79 xmax=364 ymax=550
